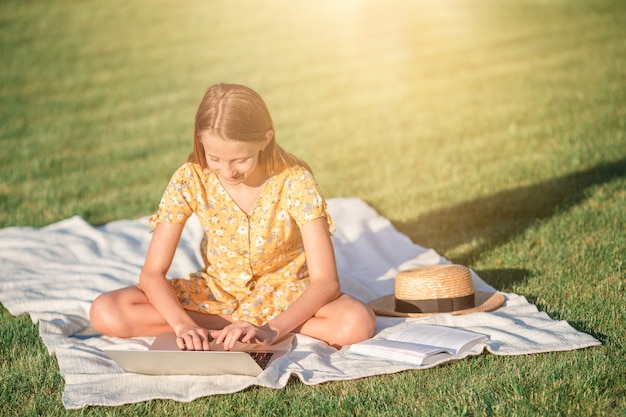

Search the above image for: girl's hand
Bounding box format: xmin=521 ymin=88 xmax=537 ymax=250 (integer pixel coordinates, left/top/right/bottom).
xmin=210 ymin=321 xmax=278 ymax=350
xmin=175 ymin=326 xmax=211 ymax=351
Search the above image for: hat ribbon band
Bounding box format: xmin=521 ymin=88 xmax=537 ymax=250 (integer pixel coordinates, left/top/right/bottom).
xmin=395 ymin=293 xmax=475 ymax=314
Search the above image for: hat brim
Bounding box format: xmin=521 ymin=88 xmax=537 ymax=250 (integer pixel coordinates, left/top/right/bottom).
xmin=369 ymin=291 xmax=505 ymax=317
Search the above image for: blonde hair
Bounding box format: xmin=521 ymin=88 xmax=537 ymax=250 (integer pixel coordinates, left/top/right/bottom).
xmin=188 ymin=83 xmax=311 ymax=174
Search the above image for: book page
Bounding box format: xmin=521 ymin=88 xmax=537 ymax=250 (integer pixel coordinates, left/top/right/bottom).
xmin=348 ymin=339 xmax=453 ymax=366
xmin=387 ymin=324 xmax=487 ymax=355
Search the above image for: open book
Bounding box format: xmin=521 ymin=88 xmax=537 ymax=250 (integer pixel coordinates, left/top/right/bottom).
xmin=348 ymin=323 xmax=488 ymax=366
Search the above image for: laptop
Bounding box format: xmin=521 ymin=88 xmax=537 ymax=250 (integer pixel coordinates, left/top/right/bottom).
xmin=104 ymin=332 xmax=294 ymax=377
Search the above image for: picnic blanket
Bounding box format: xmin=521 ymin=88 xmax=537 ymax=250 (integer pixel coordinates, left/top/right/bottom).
xmin=0 ymin=197 xmax=600 ymax=409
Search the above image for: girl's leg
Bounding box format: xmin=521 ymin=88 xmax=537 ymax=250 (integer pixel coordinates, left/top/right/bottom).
xmin=89 ymin=286 xmax=231 ymax=338
xmin=295 ymin=294 xmax=376 ymax=348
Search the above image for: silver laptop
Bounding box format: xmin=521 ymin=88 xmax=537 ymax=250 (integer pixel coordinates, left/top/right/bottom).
xmin=105 ymin=332 xmax=294 ymax=377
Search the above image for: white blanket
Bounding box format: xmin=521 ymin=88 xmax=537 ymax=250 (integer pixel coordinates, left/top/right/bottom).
xmin=0 ymin=197 xmax=600 ymax=409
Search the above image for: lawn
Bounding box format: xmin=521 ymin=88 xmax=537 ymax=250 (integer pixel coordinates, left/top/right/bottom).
xmin=1 ymin=0 xmax=625 ymax=415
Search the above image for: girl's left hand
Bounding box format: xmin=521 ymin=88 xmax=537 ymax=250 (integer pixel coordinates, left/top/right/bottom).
xmin=210 ymin=321 xmax=278 ymax=350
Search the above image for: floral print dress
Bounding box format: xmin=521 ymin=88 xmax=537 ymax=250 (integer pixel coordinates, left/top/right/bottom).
xmin=148 ymin=162 xmax=334 ymax=325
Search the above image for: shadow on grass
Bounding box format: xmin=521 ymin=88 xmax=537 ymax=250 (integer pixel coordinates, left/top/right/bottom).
xmin=394 ymin=157 xmax=626 ymax=270
xmin=472 ymin=268 xmax=533 ymax=290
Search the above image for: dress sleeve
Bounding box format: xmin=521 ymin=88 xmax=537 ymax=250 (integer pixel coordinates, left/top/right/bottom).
xmin=148 ymin=163 xmax=198 ymax=228
xmin=284 ymin=167 xmax=335 ymax=233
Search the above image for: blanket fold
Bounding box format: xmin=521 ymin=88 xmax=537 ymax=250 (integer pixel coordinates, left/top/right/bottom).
xmin=0 ymin=197 xmax=600 ymax=409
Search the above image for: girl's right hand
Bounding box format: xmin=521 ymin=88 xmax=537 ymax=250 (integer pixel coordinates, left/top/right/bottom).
xmin=175 ymin=326 xmax=211 ymax=351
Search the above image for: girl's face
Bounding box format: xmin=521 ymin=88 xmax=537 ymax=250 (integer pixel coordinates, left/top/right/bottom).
xmin=200 ymin=132 xmax=269 ymax=187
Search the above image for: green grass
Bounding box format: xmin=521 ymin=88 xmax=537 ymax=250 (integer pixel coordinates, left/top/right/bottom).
xmin=1 ymin=0 xmax=625 ymax=415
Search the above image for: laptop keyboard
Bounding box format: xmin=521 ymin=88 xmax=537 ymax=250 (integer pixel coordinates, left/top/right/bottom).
xmin=249 ymin=352 xmax=274 ymax=369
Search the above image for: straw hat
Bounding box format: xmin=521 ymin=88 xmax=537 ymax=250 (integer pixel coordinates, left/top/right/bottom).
xmin=369 ymin=264 xmax=505 ymax=317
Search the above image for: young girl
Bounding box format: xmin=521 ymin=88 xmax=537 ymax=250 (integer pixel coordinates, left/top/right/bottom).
xmin=90 ymin=83 xmax=376 ymax=351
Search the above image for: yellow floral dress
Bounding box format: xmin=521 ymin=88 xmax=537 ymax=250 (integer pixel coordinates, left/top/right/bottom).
xmin=148 ymin=162 xmax=334 ymax=326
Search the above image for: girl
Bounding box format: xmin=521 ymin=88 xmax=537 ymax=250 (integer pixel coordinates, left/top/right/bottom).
xmin=90 ymin=83 xmax=376 ymax=351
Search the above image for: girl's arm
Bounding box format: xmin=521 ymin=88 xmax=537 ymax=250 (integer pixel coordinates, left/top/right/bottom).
xmin=266 ymin=216 xmax=341 ymax=334
xmin=213 ymin=216 xmax=340 ymax=348
xmin=139 ymin=222 xmax=211 ymax=350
